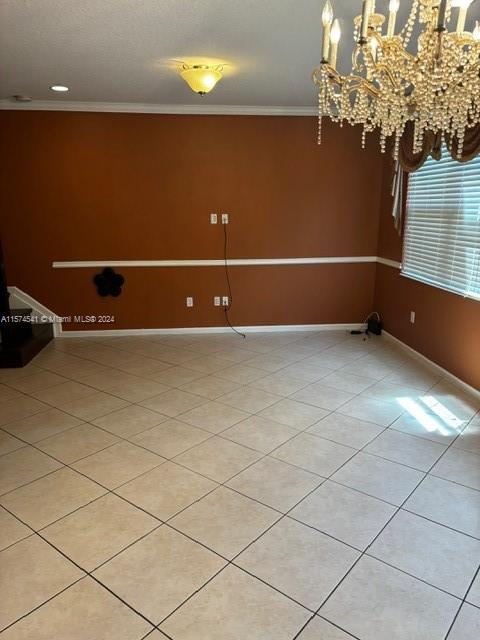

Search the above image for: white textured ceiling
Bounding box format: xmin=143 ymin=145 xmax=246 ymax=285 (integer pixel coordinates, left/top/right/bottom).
xmin=0 ymin=0 xmax=478 ymax=109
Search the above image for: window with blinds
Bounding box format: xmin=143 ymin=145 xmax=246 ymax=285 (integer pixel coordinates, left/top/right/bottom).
xmin=402 ymin=149 xmax=480 ymax=300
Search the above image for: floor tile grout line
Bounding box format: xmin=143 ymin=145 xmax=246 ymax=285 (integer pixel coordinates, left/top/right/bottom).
xmin=0 ymin=575 xmax=87 ymax=635
xmin=427 ymin=471 xmax=480 ymax=493
xmin=2 ymin=380 xmax=338 ymax=632
xmin=0 ymin=434 xmax=166 ymax=500
xmin=8 ymin=333 xmax=474 ymax=441
xmin=5 ymin=364 xmax=227 ymax=427
xmin=1 ymin=339 xmax=323 ymax=397
xmin=0 ymin=396 xmax=476 ymax=539
xmin=87 ymin=519 xmax=165 ymax=573
xmin=229 ymin=561 xmax=319 ymax=613
xmin=9 ymin=411 xmax=475 ymax=570
xmin=8 ymin=332 xmax=461 ymax=398
xmin=42 ymin=437 xmax=127 ymax=466
xmin=1 ymin=385 xmax=332 ymax=515
xmin=154 ymin=387 xmax=422 ymax=631
xmin=0 ymin=437 xmax=26 ymax=458
xmin=0 ymin=530 xmax=36 ymax=554
xmin=155 ymin=510 xmax=289 ymax=630
xmin=285 ymin=485 xmax=480 ymax=547
xmin=0 ymin=427 xmax=170 ymax=521
xmin=288 ymin=427 xmax=450 ymax=474
xmin=307 ymin=404 xmax=480 ymax=635
xmin=9 ymin=519 xmax=164 ymax=631
xmin=0 ymin=418 xmax=101 ymax=453
xmin=0 ymin=493 xmax=104 ymax=542
xmin=153 ymin=391 xmax=395 ymax=635
xmin=444 ymin=563 xmax=480 ymax=639
xmin=206 ymin=349 xmax=410 ymax=418
xmin=0 ymin=401 xmax=58 ymax=429
xmin=399 ymin=507 xmax=480 ymax=541
xmin=292 ymin=612 xmax=361 ymax=640
xmin=291 ymin=369 xmax=480 ymax=632
xmin=147 ymin=390 xmax=383 ymax=629
xmin=0 ymin=455 xmax=255 ymax=629
xmin=28 ymin=334 xmax=460 ymax=382
xmin=133 ymin=419 xmax=331 ymax=525
xmin=141 ymin=629 xmax=162 ymax=640
xmin=330 ymin=460 xmax=480 ymax=495
xmin=362 ymin=551 xmax=471 ymax=601
xmin=9 ymin=348 xmax=462 ymax=418
xmin=7 ymin=352 xmax=456 ymax=449
xmin=2 ymin=333 xmax=478 ymax=636
xmin=283 ymin=512 xmax=371 ymax=555
xmin=4 ymin=486 xmax=477 ymax=640
xmin=153 ymin=422 xmax=332 ymax=524
xmin=0 ymin=466 xmax=66 ymax=500
xmin=316 ymin=614 xmax=362 ymax=640
xmin=3 ymin=341 xmax=479 ymax=540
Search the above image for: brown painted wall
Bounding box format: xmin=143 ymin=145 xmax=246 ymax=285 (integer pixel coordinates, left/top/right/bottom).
xmin=375 ymin=160 xmax=480 ymax=390
xmin=0 ymin=111 xmax=382 ymax=330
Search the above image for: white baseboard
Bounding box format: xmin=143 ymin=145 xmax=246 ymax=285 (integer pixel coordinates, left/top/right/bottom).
xmin=59 ymin=322 xmax=364 ymax=338
xmin=7 ymin=287 xmax=62 ymax=338
xmin=383 ymin=331 xmax=480 ymax=399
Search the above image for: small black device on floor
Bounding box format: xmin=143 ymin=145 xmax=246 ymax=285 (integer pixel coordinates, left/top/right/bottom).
xmin=351 ymin=311 xmax=382 ymax=337
xmin=366 ymin=312 xmax=382 ymax=335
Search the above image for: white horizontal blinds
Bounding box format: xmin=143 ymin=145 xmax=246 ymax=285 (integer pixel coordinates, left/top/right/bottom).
xmin=403 ymin=148 xmax=480 ymax=300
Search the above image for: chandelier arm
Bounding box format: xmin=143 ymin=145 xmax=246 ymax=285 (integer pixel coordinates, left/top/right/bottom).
xmin=370 ymin=62 xmax=401 ymax=92
xmin=332 ymin=75 xmax=380 ymax=98
xmin=382 ymin=41 xmax=417 ymax=65
xmin=311 ymin=65 xmax=343 ymax=86
xmin=373 ymin=31 xmax=418 ymax=75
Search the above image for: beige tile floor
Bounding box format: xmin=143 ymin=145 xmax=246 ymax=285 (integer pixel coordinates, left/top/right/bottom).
xmin=0 ymin=330 xmax=479 ymax=640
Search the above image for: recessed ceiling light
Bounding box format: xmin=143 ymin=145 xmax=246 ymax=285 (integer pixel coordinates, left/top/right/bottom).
xmin=50 ymin=85 xmax=69 ymax=92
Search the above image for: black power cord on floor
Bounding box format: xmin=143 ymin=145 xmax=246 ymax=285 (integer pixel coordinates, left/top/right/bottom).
xmin=223 ymin=222 xmax=246 ymax=339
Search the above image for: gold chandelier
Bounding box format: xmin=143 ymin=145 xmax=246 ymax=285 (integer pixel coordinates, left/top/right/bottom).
xmin=312 ymin=0 xmax=480 ymax=158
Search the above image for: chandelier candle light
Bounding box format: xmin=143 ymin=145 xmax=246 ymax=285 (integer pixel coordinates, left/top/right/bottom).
xmin=312 ymin=0 xmax=480 ymax=158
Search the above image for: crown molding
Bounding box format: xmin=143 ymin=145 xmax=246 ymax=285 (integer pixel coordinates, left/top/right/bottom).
xmin=0 ymin=100 xmax=317 ymax=116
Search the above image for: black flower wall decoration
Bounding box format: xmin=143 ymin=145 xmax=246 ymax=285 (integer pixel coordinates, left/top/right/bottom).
xmin=93 ymin=268 xmax=125 ymax=297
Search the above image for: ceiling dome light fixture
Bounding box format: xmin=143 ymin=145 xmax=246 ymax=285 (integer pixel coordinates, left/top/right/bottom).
xmin=180 ymin=64 xmax=223 ymax=96
xmin=50 ymin=85 xmax=69 ymax=92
